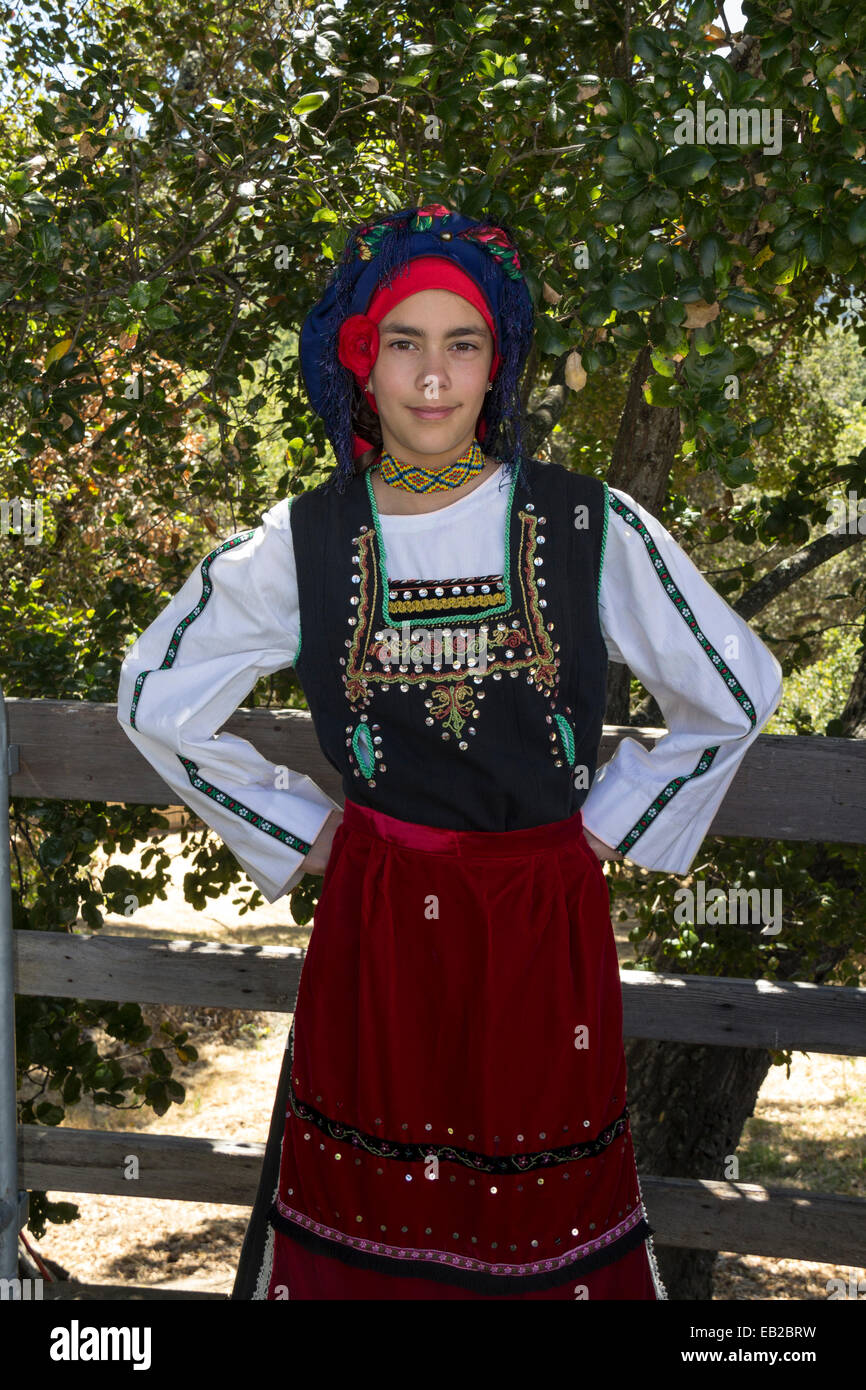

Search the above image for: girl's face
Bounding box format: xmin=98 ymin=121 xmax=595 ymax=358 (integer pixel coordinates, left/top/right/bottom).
xmin=366 ymin=289 xmax=495 ymax=461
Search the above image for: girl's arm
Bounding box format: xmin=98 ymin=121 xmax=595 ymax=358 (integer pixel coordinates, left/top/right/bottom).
xmin=581 ymin=486 xmax=784 ymax=876
xmin=116 ymin=498 xmax=340 ymax=903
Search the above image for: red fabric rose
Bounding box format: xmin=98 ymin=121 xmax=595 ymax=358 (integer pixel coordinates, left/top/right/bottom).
xmin=338 ymin=314 xmax=379 ymax=378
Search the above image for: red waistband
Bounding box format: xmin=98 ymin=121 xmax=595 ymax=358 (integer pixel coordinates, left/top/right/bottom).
xmin=341 ymin=798 xmax=585 ymax=858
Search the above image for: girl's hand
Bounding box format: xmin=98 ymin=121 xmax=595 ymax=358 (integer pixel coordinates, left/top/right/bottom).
xmin=302 ymin=809 xmax=344 ymax=876
xmin=583 ymin=826 xmax=623 ymax=862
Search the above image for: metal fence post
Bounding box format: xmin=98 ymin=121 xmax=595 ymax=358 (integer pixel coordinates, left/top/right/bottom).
xmin=0 ymin=682 xmax=22 ymax=1280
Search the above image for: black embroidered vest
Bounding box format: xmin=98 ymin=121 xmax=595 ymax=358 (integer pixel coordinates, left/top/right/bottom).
xmin=290 ymin=457 xmax=608 ymax=831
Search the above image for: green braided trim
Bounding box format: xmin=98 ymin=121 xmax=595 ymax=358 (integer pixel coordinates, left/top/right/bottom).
xmin=598 ymin=480 xmax=609 ymax=602
xmin=178 ymin=756 xmax=312 ymax=856
xmin=288 ymin=496 xmax=301 ymax=665
xmin=128 ymin=527 xmax=312 ymax=859
xmin=351 ymin=722 xmax=376 ymax=779
xmin=607 ymin=491 xmax=758 ymax=856
xmin=365 ymin=465 xmax=520 ymax=628
xmin=553 ymin=713 xmax=576 ymax=767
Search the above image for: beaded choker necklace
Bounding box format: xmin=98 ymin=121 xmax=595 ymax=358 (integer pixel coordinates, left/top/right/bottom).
xmin=378 ymin=437 xmax=485 ymax=493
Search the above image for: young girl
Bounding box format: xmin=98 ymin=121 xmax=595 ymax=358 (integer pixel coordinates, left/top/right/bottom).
xmin=117 ymin=204 xmax=783 ymax=1300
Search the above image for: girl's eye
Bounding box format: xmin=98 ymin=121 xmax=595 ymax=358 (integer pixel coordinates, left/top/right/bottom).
xmin=388 ymin=341 xmax=478 ymax=352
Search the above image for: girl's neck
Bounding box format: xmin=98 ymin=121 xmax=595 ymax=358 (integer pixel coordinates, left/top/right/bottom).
xmin=369 ymin=453 xmax=501 ymax=515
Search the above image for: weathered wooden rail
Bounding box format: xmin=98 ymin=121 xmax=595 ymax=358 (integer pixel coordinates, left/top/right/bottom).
xmin=6 ymin=697 xmax=866 ymax=1297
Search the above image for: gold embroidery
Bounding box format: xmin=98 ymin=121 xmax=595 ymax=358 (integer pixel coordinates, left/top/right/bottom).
xmin=388 ymin=591 xmax=505 ymax=615
xmin=428 ymin=682 xmax=476 ymax=737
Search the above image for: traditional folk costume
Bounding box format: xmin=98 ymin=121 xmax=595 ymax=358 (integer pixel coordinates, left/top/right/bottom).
xmin=116 ymin=206 xmax=783 ymax=1301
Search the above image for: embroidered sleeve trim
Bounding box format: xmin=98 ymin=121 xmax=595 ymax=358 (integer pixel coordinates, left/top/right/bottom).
xmin=607 ymin=491 xmax=759 ymax=858
xmin=178 ymin=756 xmax=312 ymax=855
xmin=365 ymin=466 xmax=520 ymax=628
xmin=598 ymin=479 xmax=609 ymax=603
xmin=289 ymin=496 xmax=301 ymax=666
xmin=127 ymin=529 xmax=312 ymax=858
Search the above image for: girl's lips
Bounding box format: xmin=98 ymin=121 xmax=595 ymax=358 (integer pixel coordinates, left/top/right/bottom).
xmin=408 ymin=406 xmax=457 ymax=418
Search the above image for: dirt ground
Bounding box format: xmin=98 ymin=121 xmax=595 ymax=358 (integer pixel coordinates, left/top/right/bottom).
xmin=23 ymin=832 xmax=866 ymax=1301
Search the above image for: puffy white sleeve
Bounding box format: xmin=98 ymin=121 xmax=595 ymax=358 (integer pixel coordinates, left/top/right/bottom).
xmin=116 ymin=497 xmax=340 ymax=904
xmin=580 ymin=485 xmax=784 ymax=875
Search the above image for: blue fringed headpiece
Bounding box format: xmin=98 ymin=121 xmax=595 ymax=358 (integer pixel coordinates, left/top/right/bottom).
xmin=298 ymin=203 xmax=536 ymax=494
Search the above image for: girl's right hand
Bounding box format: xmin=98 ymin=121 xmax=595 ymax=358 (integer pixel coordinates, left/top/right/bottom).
xmin=583 ymin=826 xmax=623 ymax=862
xmin=302 ymin=808 xmax=344 ymax=876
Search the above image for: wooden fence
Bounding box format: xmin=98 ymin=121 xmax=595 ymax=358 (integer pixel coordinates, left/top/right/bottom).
xmin=7 ymin=698 xmax=866 ymax=1297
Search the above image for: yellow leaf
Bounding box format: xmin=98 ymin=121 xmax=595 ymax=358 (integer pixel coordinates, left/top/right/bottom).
xmin=46 ymin=337 xmax=73 ymax=366
xmin=683 ymin=299 xmax=720 ymax=329
xmin=564 ymin=351 xmax=587 ymax=392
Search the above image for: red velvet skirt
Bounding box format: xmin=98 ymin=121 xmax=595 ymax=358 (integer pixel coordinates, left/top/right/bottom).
xmin=240 ymin=798 xmax=665 ymax=1300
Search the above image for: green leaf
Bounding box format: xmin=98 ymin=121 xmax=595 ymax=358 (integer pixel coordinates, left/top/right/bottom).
xmin=250 ymin=48 xmax=277 ymax=73
xmin=657 ymin=147 xmax=716 ymax=188
xmin=650 ymin=349 xmax=676 ymax=378
xmin=640 ymin=243 xmax=676 ymax=296
xmin=610 ymin=278 xmax=658 ymax=311
xmin=847 ymin=201 xmax=866 ymax=246
xmin=36 ymin=1102 xmax=65 ymax=1126
xmin=149 ymin=1047 xmax=172 ymax=1076
xmin=643 ymin=374 xmax=680 ymax=406
xmin=593 ymin=198 xmax=623 ymax=224
xmin=534 ymin=315 xmax=572 ymax=355
xmin=617 ymin=123 xmax=656 ymax=170
xmin=580 ymin=288 xmax=612 ymax=326
xmin=623 ymin=189 xmax=656 ymax=236
xmin=802 ymin=224 xmax=831 ymax=265
xmin=39 ymin=835 xmax=67 ymax=868
xmin=722 ymin=288 xmax=765 ymax=317
xmin=128 ymin=282 xmax=150 ymax=310
xmin=602 ymin=151 xmax=635 ymax=181
xmin=292 ymin=91 xmax=329 ymax=114
xmin=144 ymin=304 xmax=178 ymax=329
xmin=608 ymin=79 xmax=637 ymax=121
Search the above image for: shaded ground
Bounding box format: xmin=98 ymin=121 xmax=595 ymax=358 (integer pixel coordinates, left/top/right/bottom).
xmin=24 ymin=833 xmax=866 ymax=1300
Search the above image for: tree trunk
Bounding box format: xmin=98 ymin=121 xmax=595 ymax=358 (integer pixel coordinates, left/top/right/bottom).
xmin=625 ymin=1036 xmax=775 ymax=1299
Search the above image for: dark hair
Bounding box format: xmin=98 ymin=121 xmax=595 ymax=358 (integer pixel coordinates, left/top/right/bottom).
xmin=351 ymin=379 xmax=382 ymax=469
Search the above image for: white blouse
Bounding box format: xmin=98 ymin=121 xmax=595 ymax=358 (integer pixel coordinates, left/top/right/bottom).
xmin=116 ymin=464 xmax=783 ymax=903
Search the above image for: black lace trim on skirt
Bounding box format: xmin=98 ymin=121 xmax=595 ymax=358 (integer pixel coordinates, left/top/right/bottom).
xmin=266 ymin=1201 xmax=653 ymax=1295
